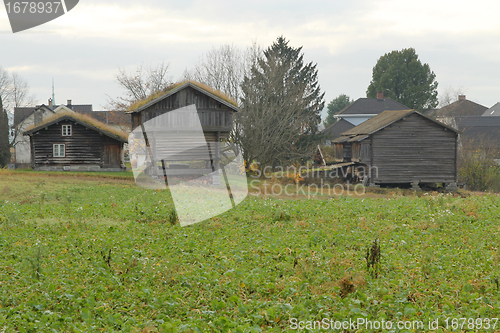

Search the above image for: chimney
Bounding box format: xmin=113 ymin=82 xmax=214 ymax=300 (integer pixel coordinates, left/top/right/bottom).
xmin=458 ymin=95 xmax=466 ymax=101
xmin=377 ymin=91 xmax=384 ymax=100
xmin=48 ymin=98 xmax=53 ymax=107
xmin=67 ymin=100 xmax=72 ymax=109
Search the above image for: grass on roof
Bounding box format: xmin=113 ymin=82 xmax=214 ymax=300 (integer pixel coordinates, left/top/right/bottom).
xmin=25 ymin=111 xmax=129 ymax=141
xmin=127 ymin=80 xmax=239 ymax=112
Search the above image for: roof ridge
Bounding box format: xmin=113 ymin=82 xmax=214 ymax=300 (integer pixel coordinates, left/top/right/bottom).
xmin=337 ymin=97 xmax=410 ymax=115
xmin=24 ymin=110 xmax=128 ymax=142
xmin=127 ymin=80 xmax=239 ymax=113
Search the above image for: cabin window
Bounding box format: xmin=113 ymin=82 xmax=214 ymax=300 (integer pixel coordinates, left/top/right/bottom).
xmin=62 ymin=125 xmax=72 ymax=136
xmin=53 ymin=144 xmax=65 ymax=157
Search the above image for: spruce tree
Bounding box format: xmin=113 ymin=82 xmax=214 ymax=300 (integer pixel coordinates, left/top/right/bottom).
xmin=238 ymin=36 xmax=325 ymax=169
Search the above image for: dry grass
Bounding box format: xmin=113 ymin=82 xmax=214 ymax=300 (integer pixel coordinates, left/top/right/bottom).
xmin=25 ymin=111 xmax=129 ymax=141
xmin=127 ymin=80 xmax=239 ymax=111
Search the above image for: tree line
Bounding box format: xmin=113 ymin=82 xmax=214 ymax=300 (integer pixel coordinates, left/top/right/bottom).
xmin=1 ymin=39 xmax=441 ymax=170
xmin=111 ymin=40 xmax=440 ymax=171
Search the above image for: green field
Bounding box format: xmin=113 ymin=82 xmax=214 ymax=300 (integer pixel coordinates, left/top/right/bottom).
xmin=0 ymin=170 xmax=500 ymax=332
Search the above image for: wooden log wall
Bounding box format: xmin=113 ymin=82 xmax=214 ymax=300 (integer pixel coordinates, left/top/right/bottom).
xmin=343 ymin=144 xmax=352 ymax=161
xmin=30 ymin=120 xmax=122 ymax=168
xmin=360 ymin=142 xmax=371 ymax=162
xmin=371 ymin=113 xmax=457 ymax=183
xmin=351 ymin=143 xmax=360 ymax=162
xmin=131 ymin=86 xmax=234 ymax=133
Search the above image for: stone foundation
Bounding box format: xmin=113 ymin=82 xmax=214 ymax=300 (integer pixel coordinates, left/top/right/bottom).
xmin=34 ymin=165 xmax=125 ymax=172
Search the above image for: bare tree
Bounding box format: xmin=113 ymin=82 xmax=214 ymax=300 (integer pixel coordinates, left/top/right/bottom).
xmin=439 ymin=85 xmax=465 ymax=107
xmin=0 ymin=68 xmax=36 ymax=110
xmin=0 ymin=68 xmax=37 ymax=147
xmin=107 ymin=61 xmax=173 ymax=111
xmin=10 ymin=72 xmax=36 ymax=108
xmin=0 ymin=68 xmax=11 ymax=108
xmin=183 ymin=42 xmax=262 ymax=103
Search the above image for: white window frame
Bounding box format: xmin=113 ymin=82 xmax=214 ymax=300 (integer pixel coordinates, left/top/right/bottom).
xmin=53 ymin=144 xmax=65 ymax=157
xmin=62 ymin=125 xmax=72 ymax=136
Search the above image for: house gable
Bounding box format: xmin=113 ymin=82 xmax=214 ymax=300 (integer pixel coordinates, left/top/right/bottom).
xmin=25 ymin=112 xmax=128 ymax=142
xmin=26 ymin=117 xmax=125 ymax=170
xmin=128 ymin=81 xmax=238 ymax=135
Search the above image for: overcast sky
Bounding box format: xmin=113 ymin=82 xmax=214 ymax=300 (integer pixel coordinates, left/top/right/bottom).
xmin=1 ymin=0 xmax=500 ymax=117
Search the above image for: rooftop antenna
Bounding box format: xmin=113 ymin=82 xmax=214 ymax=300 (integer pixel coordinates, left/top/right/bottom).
xmin=52 ymin=78 xmax=55 ymax=106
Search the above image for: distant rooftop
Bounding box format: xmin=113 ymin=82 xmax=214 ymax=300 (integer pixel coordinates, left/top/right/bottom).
xmin=14 ymin=103 xmax=130 ymax=130
xmin=482 ymin=102 xmax=500 ymax=116
xmin=430 ymin=95 xmax=487 ymax=118
xmin=337 ymin=96 xmax=410 ymax=116
xmin=13 ymin=103 xmax=92 ymax=127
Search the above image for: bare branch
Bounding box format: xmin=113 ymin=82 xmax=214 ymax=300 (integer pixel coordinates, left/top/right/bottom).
xmin=107 ymin=62 xmax=173 ymax=111
xmin=184 ymin=43 xmax=262 ymax=104
xmin=10 ymin=72 xmax=37 ymax=108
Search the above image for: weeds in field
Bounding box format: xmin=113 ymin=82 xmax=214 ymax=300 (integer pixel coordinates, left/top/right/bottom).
xmin=492 ymin=277 xmax=500 ymax=291
xmin=4 ymin=210 xmax=20 ymax=226
xmin=168 ymin=209 xmax=178 ymax=225
xmin=62 ymin=193 xmax=72 ymax=216
xmin=101 ymin=248 xmax=112 ymax=270
xmin=1 ymin=171 xmax=500 ymax=331
xmin=338 ymin=274 xmax=355 ymax=298
xmin=38 ymin=192 xmax=46 ymax=218
xmin=421 ymin=247 xmax=434 ymax=278
xmin=365 ymin=238 xmax=381 ymax=278
xmin=35 ymin=180 xmax=46 ymax=189
xmin=25 ymin=245 xmax=43 ymax=280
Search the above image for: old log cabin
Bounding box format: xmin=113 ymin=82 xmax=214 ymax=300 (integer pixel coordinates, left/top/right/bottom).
xmin=332 ymin=110 xmax=459 ymax=189
xmin=24 ymin=111 xmax=128 ymax=171
xmin=127 ymin=81 xmax=239 ymax=177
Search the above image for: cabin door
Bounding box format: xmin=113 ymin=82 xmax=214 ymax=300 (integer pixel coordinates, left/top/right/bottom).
xmin=104 ymin=144 xmax=121 ymax=167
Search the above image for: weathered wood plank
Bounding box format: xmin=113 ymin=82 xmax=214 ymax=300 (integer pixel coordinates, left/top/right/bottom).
xmin=30 ymin=120 xmax=123 ymax=169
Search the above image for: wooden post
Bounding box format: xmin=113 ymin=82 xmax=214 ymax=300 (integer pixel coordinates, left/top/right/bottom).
xmin=140 ymin=124 xmax=157 ymax=176
xmin=317 ymin=145 xmax=326 ymax=166
xmin=213 ymin=131 xmax=221 ymax=185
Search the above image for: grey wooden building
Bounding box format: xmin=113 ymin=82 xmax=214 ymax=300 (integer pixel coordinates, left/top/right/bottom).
xmin=333 ymin=110 xmax=459 ymax=189
xmin=127 ymin=81 xmax=239 ymax=176
xmin=24 ymin=111 xmax=128 ymax=171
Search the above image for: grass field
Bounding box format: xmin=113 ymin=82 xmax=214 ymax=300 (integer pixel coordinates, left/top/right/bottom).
xmin=1 ymin=170 xmax=500 ymax=332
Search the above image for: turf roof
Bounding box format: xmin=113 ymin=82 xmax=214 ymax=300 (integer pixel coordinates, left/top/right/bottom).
xmin=127 ymin=80 xmax=239 ymax=113
xmin=333 ymin=110 xmax=459 ymax=143
xmin=24 ymin=111 xmax=129 ymax=142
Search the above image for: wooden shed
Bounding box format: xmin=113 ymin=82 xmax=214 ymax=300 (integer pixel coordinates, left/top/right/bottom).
xmin=332 ymin=110 xmax=459 ymax=189
xmin=126 ymin=81 xmax=239 ymax=176
xmin=24 ymin=111 xmax=128 ymax=171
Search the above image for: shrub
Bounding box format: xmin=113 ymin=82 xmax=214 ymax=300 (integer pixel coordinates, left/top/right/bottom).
xmin=458 ymin=149 xmax=500 ymax=192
